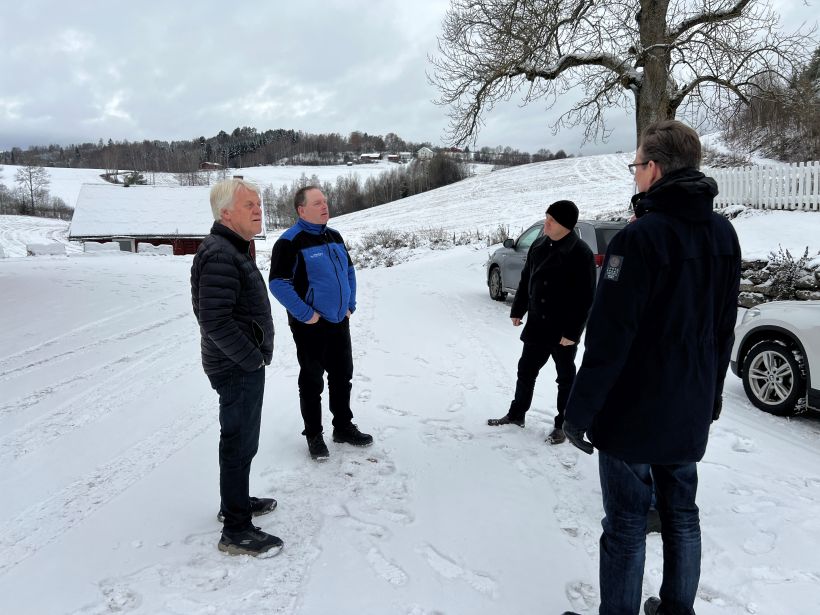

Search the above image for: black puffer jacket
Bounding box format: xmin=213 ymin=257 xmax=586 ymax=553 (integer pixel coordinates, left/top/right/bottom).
xmin=511 ymin=231 xmax=596 ymax=345
xmin=565 ymin=169 xmax=741 ymax=464
xmin=191 ymin=222 xmax=274 ymax=375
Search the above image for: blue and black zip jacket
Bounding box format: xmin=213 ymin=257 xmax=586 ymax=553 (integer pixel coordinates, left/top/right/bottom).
xmin=268 ymin=218 xmax=356 ymax=324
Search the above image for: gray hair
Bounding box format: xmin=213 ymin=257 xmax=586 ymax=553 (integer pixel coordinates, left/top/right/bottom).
xmin=209 ymin=178 xmax=261 ymax=221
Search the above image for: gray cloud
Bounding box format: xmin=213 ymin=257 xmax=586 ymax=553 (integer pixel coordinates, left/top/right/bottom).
xmin=1 ymin=0 xmax=816 ymax=155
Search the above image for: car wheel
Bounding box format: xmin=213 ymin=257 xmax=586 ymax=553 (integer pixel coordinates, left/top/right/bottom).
xmin=741 ymin=340 xmax=806 ymax=416
xmin=488 ymin=267 xmax=507 ymax=301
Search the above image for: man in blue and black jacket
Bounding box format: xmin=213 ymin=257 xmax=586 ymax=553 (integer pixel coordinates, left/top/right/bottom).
xmin=269 ymin=186 xmax=373 ymax=461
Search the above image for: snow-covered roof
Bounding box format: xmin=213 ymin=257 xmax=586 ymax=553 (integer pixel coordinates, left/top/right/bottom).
xmin=68 ymin=183 xmax=265 ymax=240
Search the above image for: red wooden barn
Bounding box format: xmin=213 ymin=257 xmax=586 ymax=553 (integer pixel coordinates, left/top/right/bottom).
xmin=69 ymin=183 xmax=266 ymax=256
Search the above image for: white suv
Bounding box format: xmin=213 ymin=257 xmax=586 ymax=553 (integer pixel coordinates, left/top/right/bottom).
xmin=730 ymin=300 xmax=820 ymax=416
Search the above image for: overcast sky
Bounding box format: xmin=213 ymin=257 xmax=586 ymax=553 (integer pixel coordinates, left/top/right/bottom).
xmin=0 ymin=0 xmax=816 ymax=156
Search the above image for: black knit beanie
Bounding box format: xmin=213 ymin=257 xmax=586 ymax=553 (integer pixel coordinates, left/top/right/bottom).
xmin=546 ymin=199 xmax=579 ymax=230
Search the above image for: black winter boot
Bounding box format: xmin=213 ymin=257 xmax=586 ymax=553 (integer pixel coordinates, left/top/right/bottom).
xmin=644 ymin=597 xmax=662 ymax=615
xmin=218 ymin=525 xmax=283 ymax=557
xmin=307 ymin=433 xmax=330 ymax=461
xmin=487 ymin=413 xmax=525 ymax=427
xmin=332 ymin=423 xmax=373 ymax=446
xmin=217 ymin=496 xmax=277 ymax=523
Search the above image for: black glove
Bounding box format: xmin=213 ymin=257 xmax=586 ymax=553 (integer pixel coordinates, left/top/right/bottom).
xmin=563 ymin=420 xmax=594 ymax=455
xmin=712 ymin=396 xmax=723 ymax=422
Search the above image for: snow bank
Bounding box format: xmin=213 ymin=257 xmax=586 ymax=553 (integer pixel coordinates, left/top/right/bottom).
xmin=25 ymin=243 xmax=66 ymax=256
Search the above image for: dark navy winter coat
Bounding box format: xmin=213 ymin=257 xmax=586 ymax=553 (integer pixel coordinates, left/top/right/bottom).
xmin=268 ymin=218 xmax=356 ymax=324
xmin=511 ymin=231 xmax=596 ymax=345
xmin=565 ymin=169 xmax=742 ymax=464
xmin=191 ymin=222 xmax=274 ymax=375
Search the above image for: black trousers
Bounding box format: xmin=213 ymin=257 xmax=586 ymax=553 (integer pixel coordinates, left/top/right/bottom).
xmin=509 ymin=341 xmax=578 ymax=427
xmin=290 ymin=318 xmax=355 ymax=437
xmin=207 ymin=365 xmax=265 ymax=532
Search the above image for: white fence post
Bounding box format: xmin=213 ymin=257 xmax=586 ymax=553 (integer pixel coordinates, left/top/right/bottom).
xmin=706 ymin=160 xmax=820 ymax=211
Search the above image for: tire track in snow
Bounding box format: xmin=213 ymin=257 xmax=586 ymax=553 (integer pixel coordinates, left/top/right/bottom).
xmin=0 ymin=294 xmax=187 ymax=380
xmin=0 ymin=330 xmax=197 ymax=465
xmin=0 ymin=391 xmax=215 ymax=579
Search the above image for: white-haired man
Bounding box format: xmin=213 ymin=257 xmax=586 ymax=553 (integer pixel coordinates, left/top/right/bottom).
xmin=191 ymin=178 xmax=282 ymax=556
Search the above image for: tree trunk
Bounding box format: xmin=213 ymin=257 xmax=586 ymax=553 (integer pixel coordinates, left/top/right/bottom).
xmin=634 ymin=0 xmax=676 ymax=146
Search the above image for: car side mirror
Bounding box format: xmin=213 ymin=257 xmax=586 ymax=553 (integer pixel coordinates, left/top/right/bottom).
xmin=503 ymin=238 xmax=514 ymax=248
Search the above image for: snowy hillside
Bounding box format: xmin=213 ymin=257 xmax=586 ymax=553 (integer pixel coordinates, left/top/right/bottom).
xmin=2 ymin=153 xmax=817 ymax=261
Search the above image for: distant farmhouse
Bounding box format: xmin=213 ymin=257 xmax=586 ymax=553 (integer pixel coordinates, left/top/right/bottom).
xmin=358 ymin=153 xmax=382 ymax=163
xmin=416 ymin=146 xmax=434 ymax=160
xmin=69 ymin=184 xmax=266 ymax=256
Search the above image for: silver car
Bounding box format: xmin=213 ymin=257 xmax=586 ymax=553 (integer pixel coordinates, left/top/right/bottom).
xmin=730 ymin=300 xmax=820 ymax=415
xmin=485 ymin=219 xmax=626 ymax=301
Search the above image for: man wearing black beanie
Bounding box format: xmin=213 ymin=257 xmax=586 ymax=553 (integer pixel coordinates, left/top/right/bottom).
xmin=488 ymin=199 xmax=596 ymax=445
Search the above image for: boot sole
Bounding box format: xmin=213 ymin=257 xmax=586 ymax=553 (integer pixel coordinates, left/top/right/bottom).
xmin=332 ymin=438 xmax=373 ymax=446
xmin=218 ymin=542 xmax=283 ymax=557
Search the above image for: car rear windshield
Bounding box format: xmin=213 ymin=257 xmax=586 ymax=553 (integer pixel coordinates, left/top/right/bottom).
xmin=595 ymin=227 xmax=623 ymax=254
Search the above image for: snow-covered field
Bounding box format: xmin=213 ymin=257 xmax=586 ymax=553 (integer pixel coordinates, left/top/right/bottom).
xmin=0 ymin=160 xmax=433 ymax=209
xmin=1 ymin=154 xmax=820 ymax=615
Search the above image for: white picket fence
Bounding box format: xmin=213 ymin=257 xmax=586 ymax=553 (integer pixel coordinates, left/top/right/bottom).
xmin=707 ymin=160 xmax=820 ymax=211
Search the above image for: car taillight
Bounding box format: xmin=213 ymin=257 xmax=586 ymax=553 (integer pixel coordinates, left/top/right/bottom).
xmin=594 ymin=254 xmax=604 ymax=267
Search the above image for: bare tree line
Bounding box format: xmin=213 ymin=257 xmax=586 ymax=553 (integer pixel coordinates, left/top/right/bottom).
xmin=262 ymin=154 xmax=470 ymax=229
xmin=0 ymin=165 xmax=71 ymax=220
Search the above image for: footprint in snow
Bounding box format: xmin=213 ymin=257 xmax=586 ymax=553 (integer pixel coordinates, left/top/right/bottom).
xmin=417 ymin=543 xmax=499 ymax=598
xmin=420 ymin=419 xmax=473 ymax=443
xmin=358 ymin=388 xmax=372 ymax=403
xmin=732 ymin=435 xmax=756 ymax=453
xmin=379 ymin=403 xmax=410 ymax=417
xmin=565 ymin=580 xmax=597 ymax=611
xmin=742 ymin=530 xmax=777 ymax=555
xmin=366 ymin=547 xmax=408 ymax=586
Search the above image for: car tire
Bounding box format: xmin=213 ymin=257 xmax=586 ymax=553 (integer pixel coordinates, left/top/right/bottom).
xmin=741 ymin=340 xmax=806 ymax=416
xmin=488 ymin=267 xmax=507 ymax=301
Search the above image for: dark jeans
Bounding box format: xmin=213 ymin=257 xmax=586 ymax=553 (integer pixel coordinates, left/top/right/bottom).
xmin=290 ymin=318 xmax=355 ymax=437
xmin=509 ymin=341 xmax=577 ymax=427
xmin=598 ymin=451 xmax=701 ymax=615
xmin=207 ymin=365 xmax=265 ymax=533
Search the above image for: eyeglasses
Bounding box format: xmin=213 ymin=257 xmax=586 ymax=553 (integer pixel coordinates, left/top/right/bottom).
xmin=627 ymin=161 xmax=651 ymax=175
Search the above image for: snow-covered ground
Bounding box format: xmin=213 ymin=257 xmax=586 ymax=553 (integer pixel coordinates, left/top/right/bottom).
xmin=1 ymin=154 xmax=819 ymax=615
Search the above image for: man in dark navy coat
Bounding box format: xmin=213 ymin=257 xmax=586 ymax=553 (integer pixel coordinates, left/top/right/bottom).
xmin=488 ymin=199 xmax=596 ymax=445
xmin=191 ymin=178 xmax=282 ymax=557
xmin=562 ymin=121 xmax=742 ymax=615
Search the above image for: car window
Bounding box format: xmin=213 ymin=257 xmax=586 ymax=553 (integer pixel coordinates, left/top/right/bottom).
xmin=516 ymin=224 xmax=542 ymax=251
xmin=574 ymin=223 xmax=597 ymax=252
xmin=595 ymin=227 xmax=623 ymax=254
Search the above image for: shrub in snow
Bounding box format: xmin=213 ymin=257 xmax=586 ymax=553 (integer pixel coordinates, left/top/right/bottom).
xmin=26 ymin=243 xmax=66 ymax=256
xmin=765 ymin=246 xmax=812 ymax=301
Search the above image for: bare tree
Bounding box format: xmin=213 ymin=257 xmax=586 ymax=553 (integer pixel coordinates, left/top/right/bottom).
xmin=430 ymin=0 xmax=816 ymax=147
xmin=14 ymin=164 xmax=50 ymax=216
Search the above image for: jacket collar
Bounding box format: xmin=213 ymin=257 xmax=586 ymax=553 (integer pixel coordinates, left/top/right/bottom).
xmin=631 ymin=168 xmax=718 ymax=222
xmin=549 ymin=229 xmax=578 ymax=254
xmin=211 ymin=222 xmax=250 ymax=253
xmin=297 ymin=218 xmax=327 ymax=235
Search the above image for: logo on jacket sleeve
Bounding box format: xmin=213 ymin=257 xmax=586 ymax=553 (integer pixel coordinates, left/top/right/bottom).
xmin=604 ymin=255 xmax=623 ymax=281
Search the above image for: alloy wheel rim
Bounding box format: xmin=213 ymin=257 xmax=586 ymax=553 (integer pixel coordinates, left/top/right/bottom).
xmin=748 ymin=350 xmax=794 ymax=405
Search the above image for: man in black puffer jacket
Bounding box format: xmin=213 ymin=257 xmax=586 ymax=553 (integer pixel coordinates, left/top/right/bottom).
xmin=191 ymin=178 xmax=282 ymax=557
xmin=562 ymin=121 xmax=741 ymax=615
xmin=488 ymin=200 xmax=596 ymax=445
